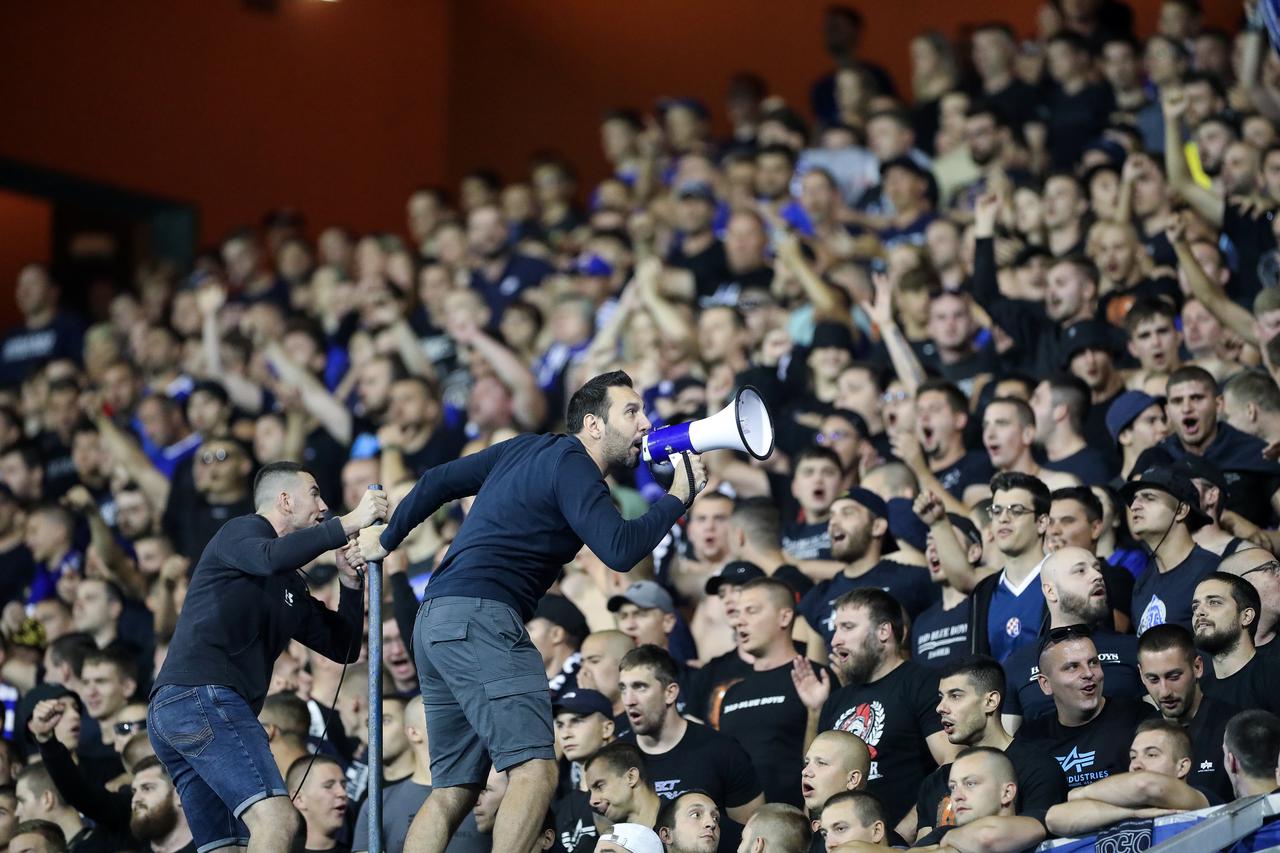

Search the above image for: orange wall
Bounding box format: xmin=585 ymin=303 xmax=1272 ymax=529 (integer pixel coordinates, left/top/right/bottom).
xmin=0 ymin=1 xmax=451 ymax=247
xmin=0 ymin=0 xmax=1241 ymax=254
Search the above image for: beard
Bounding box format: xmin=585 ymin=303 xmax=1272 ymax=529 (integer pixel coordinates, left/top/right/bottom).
xmin=836 ymin=633 xmax=881 ymax=687
xmin=603 ymin=425 xmax=641 ymax=469
xmin=1195 ymin=623 xmax=1240 ymax=656
xmin=831 ymin=524 xmax=873 ymax=563
xmin=1059 ymin=589 xmax=1109 ymax=626
xmin=131 ymin=798 xmax=180 ymax=842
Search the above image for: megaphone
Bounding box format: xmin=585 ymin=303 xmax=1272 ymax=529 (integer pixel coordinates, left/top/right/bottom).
xmin=643 ymin=385 xmax=775 ymax=466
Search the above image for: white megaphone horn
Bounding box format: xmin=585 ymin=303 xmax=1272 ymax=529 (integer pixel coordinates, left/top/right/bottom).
xmin=642 ymin=385 xmax=775 ymax=465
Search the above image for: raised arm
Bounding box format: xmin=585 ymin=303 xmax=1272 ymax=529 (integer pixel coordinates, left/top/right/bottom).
xmin=456 ymin=321 xmax=547 ymax=430
xmin=1162 ymin=87 xmax=1224 ymax=227
xmin=262 ymin=343 xmax=353 ymax=446
xmin=92 ymin=410 xmax=170 ymax=512
xmin=915 ymin=492 xmax=983 ymax=593
xmin=862 ymin=271 xmax=925 ymax=395
xmin=219 ymin=498 xmax=380 ymax=577
xmin=197 ymin=285 xmax=265 ymax=414
xmin=1167 ymin=214 xmax=1257 ymax=344
xmin=636 ymin=257 xmax=694 ymax=345
xmin=778 ymin=233 xmax=850 ymax=326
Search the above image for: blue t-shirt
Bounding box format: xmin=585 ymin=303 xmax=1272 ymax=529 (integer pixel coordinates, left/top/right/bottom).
xmin=469 ymin=254 xmax=553 ymax=322
xmin=987 ymin=561 xmax=1047 ymax=663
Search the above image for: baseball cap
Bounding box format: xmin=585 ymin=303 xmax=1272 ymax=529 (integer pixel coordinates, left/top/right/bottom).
xmin=607 ymin=580 xmax=675 ymax=615
xmin=1058 ymin=320 xmax=1120 ymax=369
xmin=598 ymin=823 xmax=663 ymax=853
xmin=532 ymin=594 xmax=590 ymax=644
xmin=705 ymin=560 xmax=766 ymax=595
xmin=675 ymin=180 xmax=716 ymax=204
xmin=1172 ymin=456 xmax=1229 ymax=498
xmin=1118 ymin=467 xmax=1210 ymax=529
xmin=831 ymin=487 xmax=888 ymax=520
xmin=575 ymin=253 xmax=614 ymax=278
xmin=1105 ymin=391 xmax=1163 ymax=444
xmin=17 ymin=683 xmax=82 ymax=747
xmin=945 ymin=512 xmax=983 ymax=549
xmin=552 ymin=689 xmax=613 ymax=720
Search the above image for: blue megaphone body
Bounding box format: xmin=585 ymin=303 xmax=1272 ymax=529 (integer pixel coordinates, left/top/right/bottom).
xmin=642 ymin=385 xmax=775 ymax=465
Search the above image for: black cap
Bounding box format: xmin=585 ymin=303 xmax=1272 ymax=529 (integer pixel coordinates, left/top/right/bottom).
xmin=1118 ymin=467 xmax=1210 ymax=529
xmin=532 ymin=594 xmax=589 ymax=644
xmin=1058 ymin=320 xmax=1120 ymax=368
xmin=190 ymin=379 xmax=230 ymax=406
xmin=1172 ymin=456 xmax=1228 ymax=499
xmin=17 ymin=684 xmax=82 ymax=747
xmin=705 ymin=561 xmax=766 ymax=595
xmin=945 ymin=513 xmax=983 ymax=549
xmin=552 ymin=689 xmax=613 ymax=719
xmin=811 ymin=322 xmax=856 ymax=353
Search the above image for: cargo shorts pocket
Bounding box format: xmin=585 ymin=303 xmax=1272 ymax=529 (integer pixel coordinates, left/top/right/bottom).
xmin=151 ymin=687 xmax=214 ymax=760
xmin=483 ymin=673 xmax=553 ymax=753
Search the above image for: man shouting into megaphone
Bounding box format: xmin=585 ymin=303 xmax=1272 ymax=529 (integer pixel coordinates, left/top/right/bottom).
xmin=357 ymin=370 xmax=707 ymax=853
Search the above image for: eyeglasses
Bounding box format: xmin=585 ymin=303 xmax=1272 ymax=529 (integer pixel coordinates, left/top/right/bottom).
xmin=816 ymin=430 xmax=852 ymax=445
xmin=1037 ymin=623 xmax=1092 ymax=655
xmin=1241 ymin=560 xmax=1280 ymax=578
xmin=113 ymin=719 xmax=147 ymax=737
xmin=199 ymin=448 xmax=233 ymax=465
xmin=989 ymin=504 xmax=1035 ymax=519
xmin=881 ymin=391 xmax=910 ymax=404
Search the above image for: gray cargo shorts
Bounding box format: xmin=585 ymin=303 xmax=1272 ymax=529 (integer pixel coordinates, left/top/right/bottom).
xmin=413 ymin=595 xmax=554 ymax=787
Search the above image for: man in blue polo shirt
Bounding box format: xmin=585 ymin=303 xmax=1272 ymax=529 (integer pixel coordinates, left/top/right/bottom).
xmin=467 ymin=205 xmax=553 ymax=322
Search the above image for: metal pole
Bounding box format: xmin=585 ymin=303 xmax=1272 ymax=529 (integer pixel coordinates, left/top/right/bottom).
xmin=366 ymin=484 xmax=384 ymax=853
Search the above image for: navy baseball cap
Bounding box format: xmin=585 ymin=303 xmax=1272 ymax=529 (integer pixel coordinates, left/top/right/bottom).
xmin=1106 ymin=391 xmax=1163 ymax=443
xmin=608 ymin=580 xmax=675 ymax=614
xmin=1172 ymin=456 xmax=1228 ymax=497
xmin=1118 ymin=467 xmax=1210 ymax=529
xmin=945 ymin=512 xmax=983 ymax=549
xmin=532 ymin=594 xmax=589 ymax=644
xmin=811 ymin=322 xmax=857 ymax=353
xmin=552 ymin=689 xmax=613 ymax=719
xmin=675 ymin=181 xmax=716 ymax=203
xmin=575 ymin=253 xmax=614 ymax=278
xmin=831 ymin=487 xmax=888 ymax=520
xmin=705 ymin=560 xmax=766 ymax=595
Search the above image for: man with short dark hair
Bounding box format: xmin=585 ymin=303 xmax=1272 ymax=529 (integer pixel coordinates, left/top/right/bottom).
xmin=618 ymin=645 xmax=763 ymax=827
xmin=816 ymin=790 xmax=888 ymax=850
xmin=1045 ymin=719 xmax=1210 ymax=835
xmin=8 ymin=819 xmax=66 ymax=853
xmin=1223 ymin=710 xmax=1280 ymax=797
xmin=360 ymin=371 xmax=708 ymax=853
xmin=720 ymin=578 xmax=832 ymax=807
xmin=913 ymin=747 xmax=1047 ymax=853
xmin=916 ymin=656 xmax=1066 ymax=842
xmin=150 ymin=462 xmax=383 ymax=852
xmin=1121 ymin=467 xmax=1220 ymax=633
xmin=794 ymin=588 xmax=953 ymax=836
xmin=655 ymin=790 xmax=720 ymax=853
xmin=1030 ymin=374 xmax=1112 ymax=485
xmin=582 ymin=741 xmax=662 ymax=830
xmin=1193 ymin=573 xmax=1280 ymax=713
xmin=287 ymin=754 xmax=349 ymax=853
xmin=1137 ymin=623 xmax=1237 ymax=802
xmin=526 ymin=594 xmax=588 ymax=701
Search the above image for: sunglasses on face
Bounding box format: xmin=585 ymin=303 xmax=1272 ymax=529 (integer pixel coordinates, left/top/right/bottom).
xmin=199 ymin=448 xmax=235 ymax=465
xmin=1037 ymin=623 xmax=1092 ymax=655
xmin=113 ymin=719 xmax=147 ymax=737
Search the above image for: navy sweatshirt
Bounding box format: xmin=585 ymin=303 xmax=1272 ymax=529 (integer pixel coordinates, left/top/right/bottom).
xmin=381 ymin=433 xmax=685 ymax=621
xmin=154 ymin=514 xmax=362 ymax=713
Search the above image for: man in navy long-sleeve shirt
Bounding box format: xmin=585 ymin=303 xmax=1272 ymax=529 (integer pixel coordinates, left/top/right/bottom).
xmin=358 ymin=370 xmax=708 ymax=853
xmin=149 ymin=461 xmax=388 ymax=853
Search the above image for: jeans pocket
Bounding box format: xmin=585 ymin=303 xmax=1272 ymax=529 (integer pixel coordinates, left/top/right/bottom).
xmin=152 ymin=687 xmax=214 ymax=759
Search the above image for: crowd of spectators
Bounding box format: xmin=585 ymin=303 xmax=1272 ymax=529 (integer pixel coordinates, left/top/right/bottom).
xmin=6 ymin=0 xmax=1280 ymax=851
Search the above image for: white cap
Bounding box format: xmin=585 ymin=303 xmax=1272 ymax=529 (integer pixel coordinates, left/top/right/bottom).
xmin=598 ymin=822 xmax=664 ymax=853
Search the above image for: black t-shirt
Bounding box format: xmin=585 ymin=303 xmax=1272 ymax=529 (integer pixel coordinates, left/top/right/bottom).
xmin=1046 ymin=82 xmax=1115 ymax=170
xmin=699 ymin=265 xmax=773 ymax=309
xmin=910 ymin=597 xmax=973 ymax=669
xmin=668 ymin=239 xmax=730 ymax=301
xmin=932 ymin=453 xmax=995 ymax=500
xmin=684 ymin=648 xmax=754 ymax=725
xmin=1001 ymin=629 xmax=1143 ymax=721
xmin=1201 ymin=652 xmax=1280 ymax=715
xmin=916 ymin=737 xmax=1069 ymax=832
xmin=719 ymin=659 xmax=833 ymax=807
xmin=401 ymin=423 xmax=469 ymax=477
xmin=1223 ymin=200 xmax=1277 ymax=306
xmin=1042 ymin=446 xmax=1114 ymax=486
xmin=1185 ymin=696 xmax=1239 ymax=804
xmin=819 ymin=661 xmax=943 ymax=821
xmin=1131 ymin=546 xmax=1220 ymax=635
xmin=303 ymin=426 xmax=348 ymax=512
xmin=552 ymin=788 xmax=600 ymax=853
xmin=781 ymin=519 xmax=831 ymax=561
xmin=1013 ymin=698 xmax=1156 ymax=789
xmin=798 ymin=562 xmax=940 ymax=648
xmin=626 ymin=721 xmax=762 ymax=810
xmin=0 ymin=541 xmax=34 ymax=606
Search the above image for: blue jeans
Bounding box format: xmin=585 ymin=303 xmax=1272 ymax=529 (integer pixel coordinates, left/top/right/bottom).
xmin=148 ymin=684 xmax=288 ymax=852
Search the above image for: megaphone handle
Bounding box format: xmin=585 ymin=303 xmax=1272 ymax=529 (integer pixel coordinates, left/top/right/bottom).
xmin=670 ymin=448 xmax=698 ymax=510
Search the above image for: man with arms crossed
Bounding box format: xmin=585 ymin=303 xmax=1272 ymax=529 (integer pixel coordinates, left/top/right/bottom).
xmin=359 ymin=371 xmax=708 ymax=853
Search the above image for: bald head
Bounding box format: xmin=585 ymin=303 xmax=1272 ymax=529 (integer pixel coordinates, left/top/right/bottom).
xmin=1041 ymin=546 xmax=1108 ymax=625
xmin=1220 ymin=547 xmax=1279 ymax=577
xmin=583 ymin=630 xmax=634 ymax=658
xmin=1041 ymin=546 xmax=1094 ymax=586
xmin=803 ymin=730 xmax=871 ymax=812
